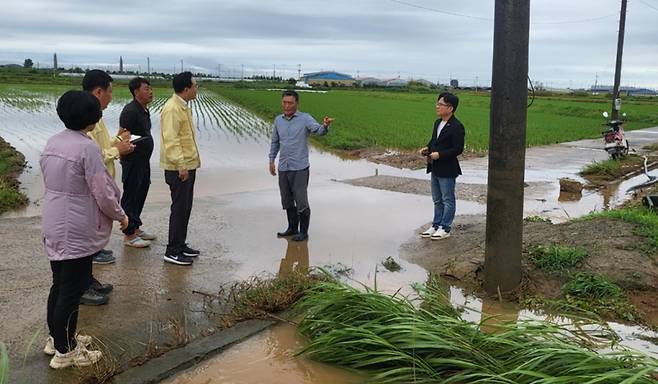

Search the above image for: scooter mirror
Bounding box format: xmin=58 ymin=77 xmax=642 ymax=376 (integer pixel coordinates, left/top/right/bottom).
xmin=602 ymin=111 xmax=609 ymax=118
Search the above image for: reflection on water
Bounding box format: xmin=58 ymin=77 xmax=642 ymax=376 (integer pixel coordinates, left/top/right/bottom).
xmin=278 ymin=238 xmax=309 ymax=277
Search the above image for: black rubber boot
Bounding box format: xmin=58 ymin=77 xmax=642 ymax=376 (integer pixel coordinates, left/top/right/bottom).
xmin=292 ymin=209 xmax=310 ymax=242
xmin=277 ymin=208 xmax=299 ymax=237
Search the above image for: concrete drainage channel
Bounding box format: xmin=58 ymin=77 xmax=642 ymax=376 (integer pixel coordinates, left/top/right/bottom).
xmin=113 ymin=319 xmax=276 ymax=384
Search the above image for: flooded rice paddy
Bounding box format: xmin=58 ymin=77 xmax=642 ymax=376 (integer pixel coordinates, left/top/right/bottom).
xmin=0 ymin=88 xmax=656 ymax=383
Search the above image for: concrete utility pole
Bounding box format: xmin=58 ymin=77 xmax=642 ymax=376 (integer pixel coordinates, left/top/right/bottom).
xmin=119 ymin=56 xmax=123 ymax=73
xmin=483 ymin=0 xmax=531 ymax=295
xmin=611 ymin=0 xmax=627 ymax=120
xmin=147 ymin=57 xmax=150 ymax=78
xmin=298 ymin=64 xmax=302 ymax=80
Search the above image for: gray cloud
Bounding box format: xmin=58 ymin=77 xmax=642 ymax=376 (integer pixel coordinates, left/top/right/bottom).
xmin=2 ymin=0 xmax=657 ymax=88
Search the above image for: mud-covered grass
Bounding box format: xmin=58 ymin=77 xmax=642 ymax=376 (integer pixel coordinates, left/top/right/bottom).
xmin=0 ymin=137 xmax=27 ymax=213
xmin=294 ymin=279 xmax=658 ymax=383
xmin=579 ymin=155 xmax=649 ymax=185
xmin=528 ymin=244 xmax=588 ymax=276
xmin=585 ymin=207 xmax=658 ymax=250
xmin=522 ymin=273 xmax=641 ymax=323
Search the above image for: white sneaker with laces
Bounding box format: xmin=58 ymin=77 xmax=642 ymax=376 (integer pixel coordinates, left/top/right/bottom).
xmin=44 ymin=334 xmax=93 ymax=356
xmin=431 ymin=228 xmax=451 ymax=240
xmin=124 ymin=236 xmax=151 ymax=248
xmin=49 ymin=344 xmax=102 ymax=369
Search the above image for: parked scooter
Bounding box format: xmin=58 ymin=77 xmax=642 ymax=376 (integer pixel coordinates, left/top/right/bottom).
xmin=601 ymin=111 xmax=629 ymax=159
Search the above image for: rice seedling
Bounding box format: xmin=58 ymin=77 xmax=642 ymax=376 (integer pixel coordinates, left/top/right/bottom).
xmin=294 ymin=280 xmax=658 ymax=383
xmin=528 ymin=244 xmax=588 ymax=275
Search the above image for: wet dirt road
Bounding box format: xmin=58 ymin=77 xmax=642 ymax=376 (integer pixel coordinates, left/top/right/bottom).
xmin=1 ymin=90 xmax=657 ymax=383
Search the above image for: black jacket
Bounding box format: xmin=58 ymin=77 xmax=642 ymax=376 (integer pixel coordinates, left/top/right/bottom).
xmin=425 ymin=115 xmax=465 ymax=178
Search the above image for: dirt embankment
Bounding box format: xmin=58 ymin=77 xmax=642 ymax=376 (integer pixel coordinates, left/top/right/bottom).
xmin=333 ymin=148 xmax=483 ymax=170
xmin=401 ymin=216 xmax=658 ymax=327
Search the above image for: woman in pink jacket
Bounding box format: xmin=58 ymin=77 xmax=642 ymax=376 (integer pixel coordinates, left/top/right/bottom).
xmin=41 ymin=90 xmax=128 ymax=369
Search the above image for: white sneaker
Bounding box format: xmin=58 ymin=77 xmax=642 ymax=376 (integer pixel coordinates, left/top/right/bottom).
xmin=49 ymin=344 xmax=102 ymax=369
xmin=124 ymin=236 xmax=151 ymax=248
xmin=431 ymin=228 xmax=451 ymax=240
xmin=44 ymin=334 xmax=93 ymax=356
xmin=420 ymin=226 xmax=438 ymax=238
xmin=137 ymin=228 xmax=157 ymax=241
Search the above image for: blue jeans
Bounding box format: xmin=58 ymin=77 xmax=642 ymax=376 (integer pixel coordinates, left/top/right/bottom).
xmin=431 ymin=176 xmax=456 ymax=232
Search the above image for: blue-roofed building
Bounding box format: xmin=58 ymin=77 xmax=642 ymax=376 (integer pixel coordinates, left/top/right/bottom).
xmin=302 ymin=71 xmax=356 ymax=87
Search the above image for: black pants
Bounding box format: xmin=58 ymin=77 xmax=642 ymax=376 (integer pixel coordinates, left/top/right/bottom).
xmin=278 ymin=167 xmax=310 ymax=213
xmin=121 ymin=159 xmax=151 ymax=236
xmin=47 ymin=254 xmax=94 ymax=354
xmin=165 ymin=169 xmax=196 ymax=255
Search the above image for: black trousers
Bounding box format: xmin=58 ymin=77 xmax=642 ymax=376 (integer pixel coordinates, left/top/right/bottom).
xmin=165 ymin=169 xmax=196 ymax=255
xmin=121 ymin=159 xmax=151 ymax=236
xmin=47 ymin=254 xmax=94 ymax=354
xmin=278 ymin=167 xmax=310 ymax=213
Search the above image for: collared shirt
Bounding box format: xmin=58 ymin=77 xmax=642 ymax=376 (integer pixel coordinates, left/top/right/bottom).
xmin=41 ymin=129 xmax=125 ymax=261
xmin=87 ymin=118 xmax=120 ymax=179
xmin=437 ymin=120 xmax=447 ymax=138
xmin=160 ymin=93 xmax=201 ymax=171
xmin=119 ymin=99 xmax=153 ymax=162
xmin=269 ymin=111 xmax=328 ymax=172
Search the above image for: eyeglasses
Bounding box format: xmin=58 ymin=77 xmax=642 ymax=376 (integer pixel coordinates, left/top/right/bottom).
xmin=436 ymin=102 xmax=451 ymax=107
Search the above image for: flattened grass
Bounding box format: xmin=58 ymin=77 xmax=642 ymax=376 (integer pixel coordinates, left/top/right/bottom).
xmin=294 ymin=280 xmax=658 ymax=383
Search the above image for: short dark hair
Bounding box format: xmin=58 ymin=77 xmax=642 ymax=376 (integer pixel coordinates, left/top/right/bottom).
xmin=82 ymin=69 xmax=113 ymax=92
xmin=56 ymin=90 xmax=102 ymax=131
xmin=438 ymin=92 xmax=459 ymax=112
xmin=128 ymin=77 xmax=150 ymax=97
xmin=173 ymin=71 xmax=193 ymax=93
xmin=282 ymin=90 xmax=299 ymax=102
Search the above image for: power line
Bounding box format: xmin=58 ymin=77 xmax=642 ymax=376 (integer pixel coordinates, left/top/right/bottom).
xmin=638 ymin=0 xmax=658 ymax=12
xmin=387 ymin=0 xmax=617 ymax=25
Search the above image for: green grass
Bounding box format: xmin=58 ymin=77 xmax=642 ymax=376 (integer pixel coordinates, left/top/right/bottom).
xmin=580 ymin=155 xmax=646 ymax=181
xmin=523 ymin=273 xmax=639 ymax=323
xmin=294 ymin=280 xmax=658 ymax=383
xmin=585 ymin=207 xmax=658 ymax=249
xmin=0 ymin=342 xmax=7 ymax=384
xmin=0 ymin=138 xmax=28 ymax=213
xmin=523 ymin=215 xmax=552 ymax=223
xmin=207 ymin=85 xmax=658 ymax=152
xmin=528 ymin=244 xmax=588 ymax=275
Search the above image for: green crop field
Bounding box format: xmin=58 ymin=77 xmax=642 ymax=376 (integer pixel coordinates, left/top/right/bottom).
xmin=208 ymin=85 xmax=658 ymax=152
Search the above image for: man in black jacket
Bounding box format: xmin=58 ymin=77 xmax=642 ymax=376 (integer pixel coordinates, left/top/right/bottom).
xmin=119 ymin=77 xmax=156 ymax=248
xmin=418 ymin=92 xmax=465 ymax=240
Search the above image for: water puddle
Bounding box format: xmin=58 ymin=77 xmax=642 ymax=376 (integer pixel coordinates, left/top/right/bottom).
xmin=1 ymin=89 xmax=656 ymax=382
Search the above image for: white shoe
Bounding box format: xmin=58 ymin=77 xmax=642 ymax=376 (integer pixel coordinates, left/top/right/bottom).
xmin=420 ymin=226 xmax=438 ymax=238
xmin=49 ymin=344 xmax=102 ymax=369
xmin=44 ymin=334 xmax=93 ymax=356
xmin=431 ymin=228 xmax=451 ymax=240
xmin=124 ymin=236 xmax=151 ymax=248
xmin=137 ymin=228 xmax=157 ymax=241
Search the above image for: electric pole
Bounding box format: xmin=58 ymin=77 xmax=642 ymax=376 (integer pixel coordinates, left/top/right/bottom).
xmin=298 ymin=64 xmax=302 ymax=80
xmin=611 ymin=0 xmax=627 ymax=120
xmin=180 ymin=60 xmax=184 ymax=73
xmin=483 ymin=0 xmax=531 ymax=295
xmin=147 ymin=57 xmax=150 ymax=78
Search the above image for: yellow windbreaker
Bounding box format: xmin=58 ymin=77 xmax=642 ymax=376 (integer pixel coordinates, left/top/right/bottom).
xmin=159 ymin=94 xmax=200 ymax=171
xmin=87 ymin=118 xmax=120 ymax=179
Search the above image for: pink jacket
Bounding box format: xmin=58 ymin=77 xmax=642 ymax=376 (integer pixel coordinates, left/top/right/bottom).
xmin=40 ymin=129 xmax=125 ymax=261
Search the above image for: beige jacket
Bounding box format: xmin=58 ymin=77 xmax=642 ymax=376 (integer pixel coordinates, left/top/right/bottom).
xmin=87 ymin=118 xmax=120 ymax=179
xmin=159 ymin=94 xmax=200 ymax=171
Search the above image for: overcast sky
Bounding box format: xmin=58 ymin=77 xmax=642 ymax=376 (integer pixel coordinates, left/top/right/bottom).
xmin=2 ymin=0 xmax=657 ymax=88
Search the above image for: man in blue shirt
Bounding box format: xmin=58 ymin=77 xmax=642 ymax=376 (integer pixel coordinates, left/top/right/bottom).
xmin=269 ymin=90 xmax=333 ymax=241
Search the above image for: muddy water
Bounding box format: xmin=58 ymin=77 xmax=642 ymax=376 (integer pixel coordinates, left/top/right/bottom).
xmin=163 ymin=323 xmax=364 ymax=384
xmin=1 ymin=90 xmax=656 ymax=383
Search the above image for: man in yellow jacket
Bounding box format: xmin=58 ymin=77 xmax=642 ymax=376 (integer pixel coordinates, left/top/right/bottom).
xmin=160 ymin=71 xmax=201 ymax=266
xmin=81 ymin=69 xmax=135 ymax=305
